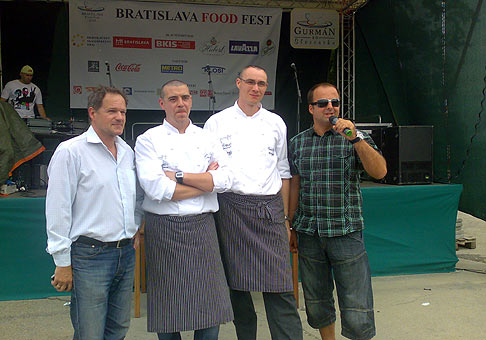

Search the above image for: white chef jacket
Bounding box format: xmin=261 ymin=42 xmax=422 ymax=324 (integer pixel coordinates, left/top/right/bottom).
xmin=135 ymin=120 xmax=233 ymax=216
xmin=204 ymin=101 xmax=291 ymax=195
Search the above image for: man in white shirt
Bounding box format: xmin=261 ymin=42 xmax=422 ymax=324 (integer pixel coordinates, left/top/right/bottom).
xmin=1 ymin=65 xmax=50 ymax=120
xmin=204 ymin=65 xmax=303 ymax=340
xmin=46 ymin=86 xmax=142 ymax=340
xmin=135 ymin=80 xmax=233 ymax=340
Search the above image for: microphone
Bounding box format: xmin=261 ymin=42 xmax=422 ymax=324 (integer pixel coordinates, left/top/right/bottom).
xmin=290 ymin=62 xmax=302 ymax=133
xmin=105 ymin=61 xmax=113 ymax=87
xmin=329 ymin=116 xmax=352 ymax=136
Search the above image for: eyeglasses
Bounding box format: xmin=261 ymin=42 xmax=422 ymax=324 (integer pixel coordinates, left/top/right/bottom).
xmin=239 ymin=78 xmax=268 ymax=88
xmin=310 ymin=98 xmax=340 ymax=108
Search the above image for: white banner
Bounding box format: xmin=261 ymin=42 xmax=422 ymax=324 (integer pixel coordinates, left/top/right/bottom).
xmin=290 ymin=9 xmax=339 ymax=49
xmin=69 ymin=0 xmax=282 ymax=110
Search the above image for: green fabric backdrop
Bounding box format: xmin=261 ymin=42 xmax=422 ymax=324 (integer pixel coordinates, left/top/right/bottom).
xmin=0 ymin=197 xmax=68 ymax=301
xmin=0 ymin=184 xmax=461 ymax=301
xmin=362 ymin=184 xmax=461 ymax=276
xmin=355 ymin=0 xmax=486 ymax=220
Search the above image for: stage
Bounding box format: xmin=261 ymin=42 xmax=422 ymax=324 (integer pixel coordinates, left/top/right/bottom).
xmin=0 ymin=183 xmax=462 ymax=301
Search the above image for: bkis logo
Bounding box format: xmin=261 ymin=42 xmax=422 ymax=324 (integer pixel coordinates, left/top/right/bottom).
xmin=155 ymin=40 xmax=195 ymax=49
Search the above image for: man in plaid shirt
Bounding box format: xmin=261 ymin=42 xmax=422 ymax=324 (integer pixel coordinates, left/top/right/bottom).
xmin=288 ymin=82 xmax=386 ymax=340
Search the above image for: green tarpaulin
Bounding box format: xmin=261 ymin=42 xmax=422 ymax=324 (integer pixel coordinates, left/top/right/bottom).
xmin=0 ymin=184 xmax=461 ymax=301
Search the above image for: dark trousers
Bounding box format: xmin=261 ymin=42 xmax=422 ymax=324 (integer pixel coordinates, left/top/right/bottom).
xmin=230 ymin=289 xmax=303 ymax=340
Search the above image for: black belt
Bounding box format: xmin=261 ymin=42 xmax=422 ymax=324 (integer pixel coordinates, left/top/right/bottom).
xmin=75 ymin=235 xmax=132 ymax=248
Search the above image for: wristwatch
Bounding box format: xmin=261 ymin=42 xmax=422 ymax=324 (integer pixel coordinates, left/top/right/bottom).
xmin=175 ymin=171 xmax=184 ymax=184
xmin=350 ymin=136 xmax=362 ymax=144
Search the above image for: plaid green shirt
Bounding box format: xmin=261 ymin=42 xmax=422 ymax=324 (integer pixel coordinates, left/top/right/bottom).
xmin=289 ymin=127 xmax=380 ymax=237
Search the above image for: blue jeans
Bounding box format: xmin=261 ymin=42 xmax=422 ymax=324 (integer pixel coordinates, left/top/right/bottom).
xmin=230 ymin=290 xmax=303 ymax=340
xmin=298 ymin=231 xmax=375 ymax=340
xmin=157 ymin=326 xmax=220 ymax=340
xmin=70 ymin=241 xmax=135 ymax=340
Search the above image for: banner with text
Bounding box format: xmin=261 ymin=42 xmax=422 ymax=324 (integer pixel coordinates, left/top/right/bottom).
xmin=69 ymin=0 xmax=282 ymax=110
xmin=290 ymin=9 xmax=338 ymax=49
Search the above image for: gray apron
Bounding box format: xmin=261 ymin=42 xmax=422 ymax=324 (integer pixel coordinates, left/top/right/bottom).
xmin=215 ymin=192 xmax=293 ymax=292
xmin=144 ymin=212 xmax=233 ymax=333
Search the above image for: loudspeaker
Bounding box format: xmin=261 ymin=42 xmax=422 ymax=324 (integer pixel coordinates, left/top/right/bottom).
xmin=382 ymin=126 xmax=433 ymax=185
xmin=33 ymin=135 xmax=70 ymax=165
xmin=31 ymin=164 xmax=48 ymax=189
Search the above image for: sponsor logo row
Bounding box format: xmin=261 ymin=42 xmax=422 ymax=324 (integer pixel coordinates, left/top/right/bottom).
xmin=87 ymin=61 xmax=226 ymax=75
xmin=73 ymin=35 xmax=275 ymax=56
xmin=72 ymin=85 xmax=272 ymax=97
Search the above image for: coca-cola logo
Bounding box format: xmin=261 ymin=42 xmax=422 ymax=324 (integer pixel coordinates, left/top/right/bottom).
xmin=115 ymin=63 xmax=141 ymax=72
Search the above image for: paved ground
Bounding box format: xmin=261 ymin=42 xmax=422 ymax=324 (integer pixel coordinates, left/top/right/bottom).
xmin=1 ymin=211 xmax=485 ymax=340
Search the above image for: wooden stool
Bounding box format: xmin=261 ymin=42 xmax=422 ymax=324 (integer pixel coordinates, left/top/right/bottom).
xmin=292 ymin=252 xmax=299 ymax=308
xmin=134 ymin=222 xmax=145 ymax=318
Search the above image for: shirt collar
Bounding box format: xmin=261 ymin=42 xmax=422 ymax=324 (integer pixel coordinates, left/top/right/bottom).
xmin=310 ymin=125 xmax=336 ymax=138
xmin=234 ymin=100 xmax=263 ymax=118
xmin=86 ymin=125 xmax=124 ymax=143
xmin=86 ymin=125 xmax=109 ymax=144
xmin=85 ymin=125 xmax=125 ymax=161
xmin=162 ymin=119 xmax=197 ymax=134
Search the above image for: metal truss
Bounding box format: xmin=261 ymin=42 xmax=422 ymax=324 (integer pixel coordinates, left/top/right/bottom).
xmin=337 ymin=11 xmax=355 ymax=120
xmin=336 ymin=0 xmax=368 ymax=121
xmin=19 ymin=0 xmax=369 ymax=11
xmin=136 ymin=0 xmax=367 ymax=10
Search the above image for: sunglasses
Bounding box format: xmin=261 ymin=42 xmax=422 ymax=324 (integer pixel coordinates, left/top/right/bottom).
xmin=310 ymin=98 xmax=340 ymax=108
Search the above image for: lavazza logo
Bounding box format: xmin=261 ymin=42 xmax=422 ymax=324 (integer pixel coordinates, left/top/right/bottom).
xmin=115 ymin=63 xmax=141 ymax=72
xmin=229 ymin=40 xmax=259 ymax=55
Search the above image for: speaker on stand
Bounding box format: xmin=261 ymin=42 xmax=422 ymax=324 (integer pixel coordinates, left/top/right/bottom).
xmin=381 ymin=126 xmax=433 ymax=185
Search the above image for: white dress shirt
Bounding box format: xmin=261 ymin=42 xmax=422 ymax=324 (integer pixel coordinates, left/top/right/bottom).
xmin=46 ymin=126 xmax=142 ymax=266
xmin=204 ymin=101 xmax=291 ymax=195
xmin=135 ymin=120 xmax=233 ymax=216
